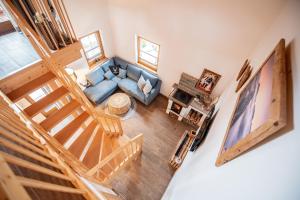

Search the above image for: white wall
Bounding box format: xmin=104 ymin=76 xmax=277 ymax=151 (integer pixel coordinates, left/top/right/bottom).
xmin=162 ymin=1 xmax=300 ymax=200
xmin=63 ymin=0 xmax=115 ymax=57
xmin=106 ymin=0 xmax=286 ymax=96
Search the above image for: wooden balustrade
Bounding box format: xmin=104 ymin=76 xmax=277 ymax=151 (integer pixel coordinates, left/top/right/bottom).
xmin=3 ymin=0 xmax=76 ymax=56
xmin=86 ymin=134 xmax=144 ymax=182
xmin=0 ymin=92 xmax=99 ymax=200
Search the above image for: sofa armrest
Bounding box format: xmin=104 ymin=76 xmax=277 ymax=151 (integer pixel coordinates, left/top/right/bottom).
xmin=145 ymin=79 xmax=162 ymax=105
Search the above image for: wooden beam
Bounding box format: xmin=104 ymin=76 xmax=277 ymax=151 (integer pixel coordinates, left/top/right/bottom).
xmin=0 ymin=155 xmax=31 ymax=200
xmin=1 ymin=152 xmax=71 ymax=181
xmin=54 ymin=111 xmax=89 ymax=145
xmin=40 ymin=100 xmax=80 ymax=131
xmin=17 ymin=176 xmax=85 ymax=194
xmin=24 ymin=87 xmax=69 ymax=117
xmin=0 ymin=61 xmax=47 ymax=94
xmin=0 ymin=137 xmax=62 ymax=170
xmin=6 ymin=72 xmax=56 ymax=102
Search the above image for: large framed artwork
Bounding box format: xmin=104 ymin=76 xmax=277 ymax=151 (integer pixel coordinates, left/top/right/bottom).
xmin=216 ymin=39 xmax=287 ymax=166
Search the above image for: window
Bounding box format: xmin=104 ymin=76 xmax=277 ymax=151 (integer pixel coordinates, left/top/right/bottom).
xmin=80 ymin=31 xmax=105 ymax=66
xmin=137 ymin=36 xmax=160 ymax=71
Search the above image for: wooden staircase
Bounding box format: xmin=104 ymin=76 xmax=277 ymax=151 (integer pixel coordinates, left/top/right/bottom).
xmin=1 ymin=0 xmax=144 ymax=187
xmin=1 ymin=69 xmax=143 ymax=183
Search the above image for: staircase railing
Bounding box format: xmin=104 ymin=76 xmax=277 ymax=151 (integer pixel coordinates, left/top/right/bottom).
xmin=3 ymin=0 xmax=76 ymax=55
xmin=47 ymin=59 xmax=123 ymax=137
xmin=0 ymin=91 xmax=99 ymax=200
xmin=86 ymin=134 xmax=144 ymax=182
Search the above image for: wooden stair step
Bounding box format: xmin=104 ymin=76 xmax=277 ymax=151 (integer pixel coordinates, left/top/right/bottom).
xmin=54 ymin=111 xmax=89 ymax=145
xmin=24 ymin=87 xmax=68 ymax=117
xmin=82 ymin=128 xmax=104 ymax=168
xmin=68 ymin=121 xmax=97 ymax=158
xmin=40 ymin=100 xmax=80 ymax=131
xmin=7 ymin=72 xmax=56 ymax=102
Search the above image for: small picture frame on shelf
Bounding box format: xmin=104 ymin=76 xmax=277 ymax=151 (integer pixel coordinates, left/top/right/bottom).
xmin=195 ymin=69 xmax=221 ymax=94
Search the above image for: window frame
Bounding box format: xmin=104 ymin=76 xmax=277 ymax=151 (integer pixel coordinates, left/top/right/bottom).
xmin=80 ymin=31 xmax=106 ymax=67
xmin=137 ymin=36 xmax=160 ymax=72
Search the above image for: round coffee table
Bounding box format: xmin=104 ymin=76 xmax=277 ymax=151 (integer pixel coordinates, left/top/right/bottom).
xmin=107 ymin=93 xmax=131 ymax=115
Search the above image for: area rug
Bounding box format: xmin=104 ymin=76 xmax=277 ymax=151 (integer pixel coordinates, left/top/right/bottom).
xmin=97 ymin=96 xmax=137 ymax=121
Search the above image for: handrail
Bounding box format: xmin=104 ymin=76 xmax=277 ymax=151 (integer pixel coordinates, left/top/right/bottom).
xmin=86 ymin=134 xmax=143 ymax=180
xmin=47 ymin=59 xmax=123 ymax=137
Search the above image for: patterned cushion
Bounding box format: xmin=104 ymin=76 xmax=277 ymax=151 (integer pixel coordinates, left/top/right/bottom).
xmin=141 ymin=70 xmax=158 ymax=87
xmin=118 ymin=68 xmax=127 ymax=79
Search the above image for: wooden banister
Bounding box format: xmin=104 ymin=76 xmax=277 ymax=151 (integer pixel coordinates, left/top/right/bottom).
xmin=86 ymin=134 xmax=143 ymax=181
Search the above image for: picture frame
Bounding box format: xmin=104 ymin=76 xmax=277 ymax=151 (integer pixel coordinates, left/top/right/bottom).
xmin=195 ymin=69 xmax=221 ymax=94
xmin=215 ymin=39 xmax=287 ymax=166
xmin=236 ymin=59 xmax=250 ymax=81
xmin=235 ymin=64 xmax=252 ymax=92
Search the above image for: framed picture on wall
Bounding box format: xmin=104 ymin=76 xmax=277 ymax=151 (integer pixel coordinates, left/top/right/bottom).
xmin=215 ymin=39 xmax=287 ymax=166
xmin=195 ymin=69 xmax=221 ymax=94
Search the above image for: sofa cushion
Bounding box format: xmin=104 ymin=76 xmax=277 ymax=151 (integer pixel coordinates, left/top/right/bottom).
xmin=85 ymin=67 xmax=104 ymax=86
xmin=127 ymin=64 xmax=142 ymax=81
xmin=141 ymin=70 xmax=158 ymax=87
xmin=104 ymin=70 xmax=115 ymax=80
xmin=84 ymin=80 xmax=117 ymax=104
xmin=118 ymin=78 xmax=145 ymax=101
xmin=114 ymin=57 xmax=128 ymax=69
xmin=118 ymin=68 xmax=127 ymax=79
xmin=112 ymin=76 xmax=121 ymax=83
xmin=101 ymin=59 xmax=114 ymax=72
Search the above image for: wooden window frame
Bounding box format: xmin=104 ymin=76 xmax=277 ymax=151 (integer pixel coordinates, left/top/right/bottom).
xmin=137 ymin=36 xmax=160 ymax=72
xmin=80 ymin=31 xmax=106 ymax=68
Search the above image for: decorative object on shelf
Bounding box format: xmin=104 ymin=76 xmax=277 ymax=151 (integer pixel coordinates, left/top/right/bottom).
xmin=216 ymin=39 xmax=287 ymax=166
xmin=236 ymin=61 xmax=252 ymax=92
xmin=170 ymin=130 xmax=197 ymax=169
xmin=195 ymin=69 xmax=221 ymax=94
xmin=236 ymin=59 xmax=250 ymax=81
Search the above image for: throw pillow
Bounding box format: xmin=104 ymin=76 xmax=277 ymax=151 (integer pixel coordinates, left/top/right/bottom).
xmin=137 ymin=75 xmax=146 ymax=91
xmin=109 ymin=65 xmax=120 ymax=75
xmin=118 ymin=68 xmax=127 ymax=79
xmin=143 ymin=79 xmax=152 ymax=96
xmin=104 ymin=70 xmax=115 ymax=80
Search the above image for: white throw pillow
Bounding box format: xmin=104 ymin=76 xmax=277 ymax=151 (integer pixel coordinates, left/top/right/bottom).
xmin=143 ymin=80 xmax=152 ymax=96
xmin=137 ymin=75 xmax=146 ymax=91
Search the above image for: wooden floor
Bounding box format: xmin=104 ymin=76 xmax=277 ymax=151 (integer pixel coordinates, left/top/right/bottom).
xmin=110 ymin=95 xmax=193 ymax=200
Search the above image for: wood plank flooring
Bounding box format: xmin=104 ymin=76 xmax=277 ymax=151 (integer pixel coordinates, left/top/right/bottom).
xmin=110 ymin=95 xmax=193 ymax=200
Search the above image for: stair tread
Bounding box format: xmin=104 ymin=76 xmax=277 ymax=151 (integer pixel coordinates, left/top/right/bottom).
xmin=54 ymin=111 xmax=89 ymax=145
xmin=24 ymin=87 xmax=68 ymax=117
xmin=82 ymin=128 xmax=104 ymax=168
xmin=68 ymin=121 xmax=98 ymax=158
xmin=7 ymin=72 xmax=56 ymax=102
xmin=40 ymin=100 xmax=80 ymax=131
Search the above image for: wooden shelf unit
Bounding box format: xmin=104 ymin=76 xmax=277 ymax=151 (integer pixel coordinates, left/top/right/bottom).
xmin=169 ymin=130 xmax=196 ymax=169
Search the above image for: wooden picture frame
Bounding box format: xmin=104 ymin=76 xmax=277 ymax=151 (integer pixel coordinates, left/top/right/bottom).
xmin=216 ymin=39 xmax=287 ymax=166
xmin=236 ymin=59 xmax=249 ymax=81
xmin=195 ymin=69 xmax=221 ymax=94
xmin=235 ymin=64 xmax=252 ymax=92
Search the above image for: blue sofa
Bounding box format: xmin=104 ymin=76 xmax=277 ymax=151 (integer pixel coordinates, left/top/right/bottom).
xmin=83 ymin=57 xmax=161 ymax=105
